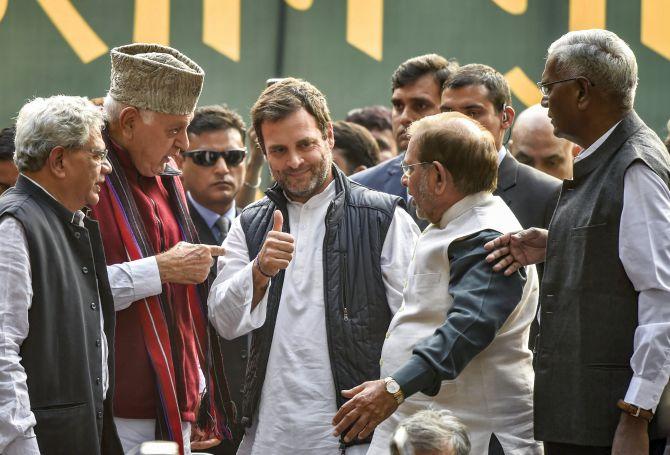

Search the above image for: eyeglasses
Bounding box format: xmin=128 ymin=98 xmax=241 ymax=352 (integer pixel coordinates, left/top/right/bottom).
xmin=80 ymin=147 xmax=109 ymax=162
xmin=182 ymin=149 xmax=247 ymax=167
xmin=400 ymin=160 xmax=432 ymax=178
xmin=536 ymin=77 xmax=594 ymax=96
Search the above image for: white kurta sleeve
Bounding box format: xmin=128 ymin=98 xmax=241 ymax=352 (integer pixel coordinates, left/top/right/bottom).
xmin=0 ymin=216 xmax=40 ymax=454
xmin=208 ymin=216 xmax=270 ymax=340
xmin=380 ymin=207 xmax=420 ymax=314
xmin=620 ymin=162 xmax=670 ymax=411
xmin=106 ymin=256 xmax=162 ymax=311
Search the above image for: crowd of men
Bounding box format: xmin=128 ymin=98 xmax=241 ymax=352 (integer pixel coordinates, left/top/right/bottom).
xmin=0 ymin=27 xmax=669 ymax=455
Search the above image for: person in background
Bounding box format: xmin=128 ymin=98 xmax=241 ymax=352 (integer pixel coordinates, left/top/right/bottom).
xmin=441 ymin=64 xmax=561 ymax=230
xmin=390 ymin=410 xmax=471 ymax=455
xmin=352 ymin=54 xmax=458 ymax=229
xmin=346 ymin=105 xmax=397 ymax=161
xmin=510 ymin=104 xmax=578 ymax=180
xmin=485 ymin=29 xmax=670 ymax=455
xmin=0 ymin=126 xmax=19 ymax=194
xmin=332 ymin=120 xmax=380 ymax=175
xmin=208 ymin=77 xmax=419 ymax=454
xmin=176 ymin=104 xmax=249 ymax=454
xmin=0 ymin=95 xmax=122 ymax=454
xmin=235 ymin=126 xmax=266 ymax=209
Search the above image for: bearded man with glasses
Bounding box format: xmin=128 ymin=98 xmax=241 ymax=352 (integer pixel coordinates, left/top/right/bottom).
xmin=176 ymin=104 xmax=250 ymax=455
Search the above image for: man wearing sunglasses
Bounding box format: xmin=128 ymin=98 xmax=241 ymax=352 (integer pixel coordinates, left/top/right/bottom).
xmin=176 ymin=104 xmax=249 ymax=454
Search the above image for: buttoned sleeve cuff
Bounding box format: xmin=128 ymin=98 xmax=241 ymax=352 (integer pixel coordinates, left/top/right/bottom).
xmin=107 ymin=256 xmax=162 ymax=311
xmin=625 ymin=376 xmax=667 ymax=412
xmin=392 ymin=355 xmax=438 ymax=399
xmin=3 ymin=434 xmax=40 ymax=455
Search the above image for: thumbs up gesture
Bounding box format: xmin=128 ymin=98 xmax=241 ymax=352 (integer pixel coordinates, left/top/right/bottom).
xmin=255 ymin=210 xmax=295 ymax=279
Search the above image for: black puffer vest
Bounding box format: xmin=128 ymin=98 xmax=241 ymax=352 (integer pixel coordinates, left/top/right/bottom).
xmin=239 ymin=167 xmax=403 ymax=439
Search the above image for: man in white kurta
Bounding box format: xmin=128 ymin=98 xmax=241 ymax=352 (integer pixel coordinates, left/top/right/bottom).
xmin=332 ymin=112 xmax=542 ymax=455
xmin=207 ymin=78 xmax=419 ymax=455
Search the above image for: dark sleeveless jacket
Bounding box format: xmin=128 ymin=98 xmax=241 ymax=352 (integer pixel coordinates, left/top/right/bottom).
xmin=239 ymin=167 xmax=403 ymax=437
xmin=0 ymin=176 xmax=122 ymax=455
xmin=534 ymin=111 xmax=670 ymax=446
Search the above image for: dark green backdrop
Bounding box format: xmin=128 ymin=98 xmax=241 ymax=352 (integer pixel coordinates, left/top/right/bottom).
xmin=1 ymin=0 xmax=669 ymax=135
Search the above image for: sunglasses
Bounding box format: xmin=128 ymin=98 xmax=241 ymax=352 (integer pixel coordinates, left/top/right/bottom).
xmin=182 ymin=149 xmax=247 ymax=167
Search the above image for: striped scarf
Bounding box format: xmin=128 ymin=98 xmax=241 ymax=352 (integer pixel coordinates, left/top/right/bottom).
xmin=103 ymin=135 xmax=233 ymax=454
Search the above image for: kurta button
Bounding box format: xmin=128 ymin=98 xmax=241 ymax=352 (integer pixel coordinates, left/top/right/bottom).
xmin=82 ymin=266 xmax=88 ymax=274
xmin=97 ymin=411 xmax=103 ymax=419
xmin=90 ymin=302 xmax=97 ymax=310
xmin=96 ymin=377 xmax=101 ymax=385
xmin=95 ymin=338 xmax=101 ymax=347
xmin=241 ymin=349 xmax=247 ymax=359
xmin=74 ymin=232 xmax=80 ymax=239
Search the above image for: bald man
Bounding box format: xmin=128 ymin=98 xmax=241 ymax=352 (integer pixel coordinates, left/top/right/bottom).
xmin=510 ymin=104 xmax=579 ymax=180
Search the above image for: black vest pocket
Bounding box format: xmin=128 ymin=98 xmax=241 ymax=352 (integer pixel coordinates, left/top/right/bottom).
xmin=33 ymin=402 xmax=91 ymax=454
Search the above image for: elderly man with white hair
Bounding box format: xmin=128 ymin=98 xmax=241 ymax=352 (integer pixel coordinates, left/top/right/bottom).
xmin=486 ymin=29 xmax=670 ymax=454
xmin=0 ymin=96 xmax=122 ymax=454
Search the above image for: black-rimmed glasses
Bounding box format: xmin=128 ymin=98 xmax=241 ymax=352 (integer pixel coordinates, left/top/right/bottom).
xmin=537 ymin=77 xmax=594 ymax=96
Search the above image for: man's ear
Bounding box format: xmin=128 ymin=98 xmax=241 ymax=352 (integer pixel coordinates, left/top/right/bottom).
xmin=353 ymin=164 xmax=367 ymax=174
xmin=576 ymin=78 xmax=593 ymax=111
xmin=47 ymin=146 xmax=67 ymax=179
xmin=433 ymin=161 xmax=449 ymax=195
xmin=118 ymin=106 xmax=141 ymax=139
xmin=326 ymin=122 xmax=335 ymax=150
xmin=502 ymin=105 xmax=515 ymax=130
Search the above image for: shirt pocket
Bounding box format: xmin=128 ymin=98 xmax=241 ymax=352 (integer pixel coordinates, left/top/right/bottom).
xmin=407 ymin=272 xmax=442 ymax=304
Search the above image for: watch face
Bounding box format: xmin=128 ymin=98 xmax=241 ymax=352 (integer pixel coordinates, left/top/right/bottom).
xmin=386 ymin=380 xmax=400 ymax=394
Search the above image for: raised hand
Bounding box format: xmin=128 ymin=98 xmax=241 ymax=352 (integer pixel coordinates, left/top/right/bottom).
xmin=255 ymin=210 xmax=294 ymax=278
xmin=484 ymin=228 xmax=548 ymax=276
xmin=156 ymin=241 xmax=226 ymax=284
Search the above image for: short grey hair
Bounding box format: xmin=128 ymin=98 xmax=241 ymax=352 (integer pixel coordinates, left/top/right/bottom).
xmin=392 ymin=409 xmax=471 ymax=455
xmin=103 ymin=94 xmax=155 ymax=124
xmin=547 ymin=29 xmax=638 ymax=110
xmin=15 ymin=95 xmax=104 ymax=172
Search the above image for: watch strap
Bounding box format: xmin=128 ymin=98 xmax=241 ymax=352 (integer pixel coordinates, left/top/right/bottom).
xmin=617 ymin=399 xmax=653 ymax=422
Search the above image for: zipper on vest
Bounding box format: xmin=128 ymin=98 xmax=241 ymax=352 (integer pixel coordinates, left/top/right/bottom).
xmin=341 ymin=252 xmax=349 ymax=321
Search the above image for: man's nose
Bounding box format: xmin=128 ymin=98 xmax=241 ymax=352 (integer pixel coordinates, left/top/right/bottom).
xmin=100 ymin=158 xmax=112 ymax=175
xmin=175 ymin=129 xmax=189 ymax=152
xmin=286 ymin=150 xmax=303 ymax=168
xmin=213 ymin=156 xmax=230 ymax=174
xmin=540 ymin=95 xmax=549 ymax=108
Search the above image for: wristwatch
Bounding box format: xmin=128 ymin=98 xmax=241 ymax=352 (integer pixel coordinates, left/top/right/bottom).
xmin=617 ymin=399 xmax=653 ymax=422
xmin=384 ymin=377 xmax=405 ymax=405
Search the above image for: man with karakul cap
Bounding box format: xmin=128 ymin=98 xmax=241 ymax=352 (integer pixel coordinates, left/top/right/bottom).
xmin=90 ymin=43 xmax=232 ymax=455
